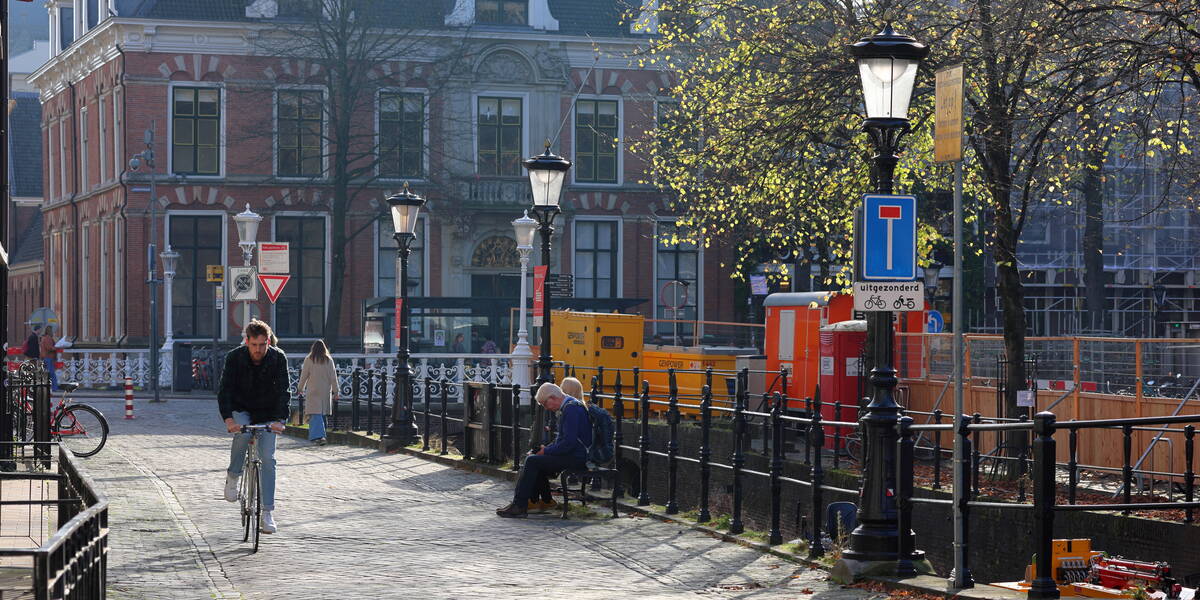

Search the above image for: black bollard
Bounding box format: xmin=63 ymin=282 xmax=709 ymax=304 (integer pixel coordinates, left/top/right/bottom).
xmin=512 ymin=383 xmax=522 ymax=471
xmin=933 ymin=409 xmax=943 ymax=490
xmin=613 ymin=372 xmax=626 ymax=501
xmin=439 ymin=379 xmax=449 ymax=456
xmin=637 ymin=380 xmax=652 ymax=506
xmin=698 ymin=384 xmax=712 ymax=523
xmin=808 ymin=392 xmax=825 ymax=559
xmin=1184 ymin=425 xmax=1194 ymax=524
xmin=666 ymin=369 xmax=680 ymax=514
xmin=896 ymin=416 xmax=916 ymax=577
xmin=730 ymin=372 xmax=746 ymax=535
xmin=422 ymin=378 xmax=432 ymax=451
xmin=769 ymin=392 xmax=784 ymax=545
xmin=1028 ymin=412 xmax=1059 ymax=600
xmin=1068 ymin=427 xmax=1078 ymax=505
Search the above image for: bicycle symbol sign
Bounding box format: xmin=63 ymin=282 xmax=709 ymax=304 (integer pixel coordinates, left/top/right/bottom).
xmin=853 ymin=281 xmax=924 ymax=312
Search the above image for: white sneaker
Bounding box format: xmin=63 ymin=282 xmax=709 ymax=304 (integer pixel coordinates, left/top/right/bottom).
xmin=224 ymin=473 xmax=239 ymax=502
xmin=260 ymin=510 xmax=277 ymax=534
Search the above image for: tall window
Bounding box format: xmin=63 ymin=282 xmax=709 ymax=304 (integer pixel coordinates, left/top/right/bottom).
xmin=377 ymin=217 xmax=425 ymax=297
xmin=98 ymin=96 xmax=108 ymax=182
xmin=60 ymin=8 xmax=74 ymax=50
xmin=100 ymin=220 xmax=109 ymax=339
xmin=80 ymin=224 xmax=90 ymax=339
xmin=58 ymin=122 xmax=67 ymax=197
xmin=169 ymin=216 xmax=222 ymax=338
xmin=277 ymin=89 xmax=323 ymax=177
xmin=574 ymin=220 xmax=619 ymax=298
xmin=380 ymin=92 xmax=423 ymax=178
xmin=575 ymin=100 xmax=619 ymax=183
xmin=87 ymin=0 xmax=99 ymax=29
xmin=79 ymin=108 xmax=89 ymax=191
xmin=655 ymin=222 xmax=699 ymax=339
xmin=477 ymin=0 xmax=526 ymax=24
xmin=172 ymin=87 xmax=220 ymax=175
xmin=112 ymin=89 xmax=122 ymax=181
xmin=275 ymin=217 xmax=326 ymax=337
xmin=477 ymin=97 xmax=522 ymax=176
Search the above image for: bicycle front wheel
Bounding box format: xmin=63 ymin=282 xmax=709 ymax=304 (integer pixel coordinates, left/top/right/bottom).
xmin=251 ymin=465 xmax=262 ymax=553
xmin=54 ymin=404 xmax=109 ymax=457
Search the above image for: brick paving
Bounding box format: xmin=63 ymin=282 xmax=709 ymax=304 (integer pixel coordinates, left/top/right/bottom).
xmin=74 ymin=397 xmax=881 ymax=600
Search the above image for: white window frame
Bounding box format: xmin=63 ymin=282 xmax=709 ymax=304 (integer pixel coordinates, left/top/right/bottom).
xmin=472 ymin=90 xmax=530 ymax=177
xmin=80 ymin=223 xmax=90 ymax=339
xmin=100 ymin=217 xmax=110 ymax=339
xmin=164 ymin=210 xmax=229 ymax=342
xmin=571 ymin=95 xmax=624 ymax=187
xmin=272 ymin=85 xmax=329 ymax=181
xmin=60 ymin=229 xmax=70 ymax=337
xmin=112 ymin=88 xmax=122 ymax=182
xmin=270 ymin=211 xmax=332 ymax=341
xmin=48 ymin=123 xmax=57 ymax=202
xmin=374 ymin=216 xmax=430 ymax=298
xmin=98 ymin=95 xmax=108 ymax=184
xmin=167 ymin=82 xmax=226 ymax=179
xmin=374 ymin=87 xmax=430 ymax=182
xmin=114 ymin=219 xmax=123 ymax=339
xmin=58 ymin=119 xmax=68 ymax=199
xmin=570 ymin=216 xmax=623 ymax=298
xmin=79 ymin=106 xmax=89 ymax=192
xmin=651 ymin=218 xmax=705 ymax=324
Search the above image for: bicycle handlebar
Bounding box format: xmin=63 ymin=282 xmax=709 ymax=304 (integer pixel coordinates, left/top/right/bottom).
xmin=239 ymin=424 xmax=276 ymax=433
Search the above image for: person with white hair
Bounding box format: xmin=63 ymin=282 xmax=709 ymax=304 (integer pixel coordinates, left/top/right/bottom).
xmin=495 ymin=383 xmax=592 ymax=518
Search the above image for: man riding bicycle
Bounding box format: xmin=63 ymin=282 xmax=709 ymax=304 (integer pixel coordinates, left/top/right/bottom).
xmin=219 ymin=319 xmax=290 ymax=534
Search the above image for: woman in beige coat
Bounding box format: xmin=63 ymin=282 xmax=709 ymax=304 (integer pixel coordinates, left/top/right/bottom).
xmin=297 ymin=340 xmax=338 ymax=445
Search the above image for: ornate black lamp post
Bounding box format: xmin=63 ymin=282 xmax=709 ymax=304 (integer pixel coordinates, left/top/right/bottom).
xmin=523 ymin=143 xmax=571 ymax=385
xmin=382 ymin=184 xmax=426 ymax=449
xmin=838 ymin=24 xmax=929 ymax=575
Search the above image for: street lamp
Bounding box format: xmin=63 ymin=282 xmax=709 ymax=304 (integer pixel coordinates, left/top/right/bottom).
xmin=233 ymin=205 xmax=262 ymax=339
xmin=129 ymin=127 xmax=164 ymax=402
xmin=839 ymin=23 xmax=929 ymax=578
xmin=922 ymin=261 xmax=943 ymax=297
xmin=523 ymin=142 xmax=571 ymax=385
xmin=511 ymin=211 xmax=538 ymax=402
xmin=160 ymin=246 xmax=180 ymax=389
xmin=382 ymin=184 xmax=426 ymax=449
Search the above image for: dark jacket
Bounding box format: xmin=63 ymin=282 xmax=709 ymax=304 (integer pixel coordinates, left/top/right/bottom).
xmin=218 ymin=345 xmax=291 ymax=424
xmin=542 ymin=397 xmax=591 ymax=462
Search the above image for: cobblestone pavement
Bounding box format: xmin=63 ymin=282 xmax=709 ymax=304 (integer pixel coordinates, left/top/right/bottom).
xmin=78 ymin=397 xmax=882 ymax=600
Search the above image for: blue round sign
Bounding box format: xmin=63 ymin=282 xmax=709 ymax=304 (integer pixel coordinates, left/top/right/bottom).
xmin=926 ymin=310 xmax=945 ymax=333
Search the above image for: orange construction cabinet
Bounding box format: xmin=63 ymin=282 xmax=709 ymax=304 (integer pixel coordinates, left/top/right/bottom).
xmin=763 ymin=292 xmax=854 ymax=408
xmin=550 ymin=310 xmax=643 ymax=384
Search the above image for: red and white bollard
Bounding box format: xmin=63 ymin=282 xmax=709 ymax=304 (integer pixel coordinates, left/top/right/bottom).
xmin=124 ymin=377 xmax=135 ymax=420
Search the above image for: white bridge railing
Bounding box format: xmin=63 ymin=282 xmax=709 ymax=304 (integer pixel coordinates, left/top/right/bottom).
xmin=57 ymin=349 xmax=525 ymax=403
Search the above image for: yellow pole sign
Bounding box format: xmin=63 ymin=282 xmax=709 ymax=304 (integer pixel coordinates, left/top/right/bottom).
xmin=934 ymin=64 xmax=964 ymax=163
xmin=206 ymin=265 xmax=225 ymax=283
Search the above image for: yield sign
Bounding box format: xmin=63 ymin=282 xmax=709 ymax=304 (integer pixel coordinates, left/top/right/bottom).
xmin=257 ymin=274 xmax=291 ymax=303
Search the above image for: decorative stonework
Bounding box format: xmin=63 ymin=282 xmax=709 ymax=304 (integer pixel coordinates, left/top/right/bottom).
xmin=471 ymin=236 xmax=519 ymax=269
xmin=476 ymin=50 xmax=532 ymax=84
xmin=533 ymin=46 xmax=567 ymax=82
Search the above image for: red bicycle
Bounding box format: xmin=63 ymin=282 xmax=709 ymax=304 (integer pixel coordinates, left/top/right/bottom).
xmin=13 ymin=382 xmax=110 ymax=457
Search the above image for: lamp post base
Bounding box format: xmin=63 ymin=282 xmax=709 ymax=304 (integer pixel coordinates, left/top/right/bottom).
xmin=381 ymin=420 xmax=419 ymax=452
xmin=831 ymin=554 xmax=934 ymax=585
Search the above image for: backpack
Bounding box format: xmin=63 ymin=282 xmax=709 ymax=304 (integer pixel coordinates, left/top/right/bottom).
xmin=585 ymin=404 xmax=615 ymax=465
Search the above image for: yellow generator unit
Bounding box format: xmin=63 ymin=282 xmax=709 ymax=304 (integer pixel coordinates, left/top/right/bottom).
xmin=550 ymin=311 xmax=643 ymax=384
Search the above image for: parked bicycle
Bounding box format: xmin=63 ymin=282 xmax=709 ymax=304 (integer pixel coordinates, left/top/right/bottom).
xmin=238 ymin=424 xmax=272 ymax=553
xmin=12 ymin=381 xmax=110 ymax=457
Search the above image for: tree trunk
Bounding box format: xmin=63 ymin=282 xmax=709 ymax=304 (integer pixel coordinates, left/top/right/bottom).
xmin=991 ymin=169 xmax=1028 ymax=476
xmin=1082 ymin=137 xmax=1107 ymax=334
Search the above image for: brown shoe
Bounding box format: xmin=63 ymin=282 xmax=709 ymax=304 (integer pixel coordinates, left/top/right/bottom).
xmin=495 ymin=503 xmax=528 ymax=518
xmin=538 ymin=499 xmax=558 ymax=513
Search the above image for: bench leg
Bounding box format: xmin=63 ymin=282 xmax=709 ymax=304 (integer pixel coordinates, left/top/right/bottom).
xmin=581 ymin=478 xmax=588 ymax=507
xmin=611 ymin=473 xmax=619 ymax=518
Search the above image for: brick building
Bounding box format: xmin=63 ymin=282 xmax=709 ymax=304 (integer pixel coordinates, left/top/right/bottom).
xmin=21 ymin=0 xmax=738 ymax=354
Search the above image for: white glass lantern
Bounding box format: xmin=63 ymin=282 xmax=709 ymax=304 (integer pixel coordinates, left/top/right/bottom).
xmin=160 ymin=246 xmax=180 ymax=277
xmin=512 ymin=211 xmax=538 ymax=250
xmin=850 ymin=24 xmax=929 ymax=121
xmin=523 ymin=143 xmax=571 ymax=210
xmin=386 ymin=184 xmax=426 ymax=238
xmin=233 ymin=204 xmax=262 ymax=246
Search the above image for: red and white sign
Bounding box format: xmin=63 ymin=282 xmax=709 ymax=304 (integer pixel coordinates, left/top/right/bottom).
xmin=532 ymin=265 xmax=547 ymax=327
xmin=258 ymin=242 xmax=290 ymax=274
xmin=258 ymin=274 xmax=291 ymax=303
xmin=877 ymin=204 xmax=903 ymax=270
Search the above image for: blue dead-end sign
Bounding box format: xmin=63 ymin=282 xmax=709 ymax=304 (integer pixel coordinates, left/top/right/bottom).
xmin=861 ymin=194 xmax=917 ymax=281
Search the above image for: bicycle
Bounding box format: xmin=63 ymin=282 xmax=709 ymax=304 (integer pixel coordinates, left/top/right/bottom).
xmin=12 ymin=382 xmax=110 ymax=457
xmin=864 ymin=295 xmax=886 ymax=310
xmin=238 ymin=424 xmax=273 ymax=553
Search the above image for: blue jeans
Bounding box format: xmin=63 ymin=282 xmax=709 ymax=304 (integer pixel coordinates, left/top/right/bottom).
xmin=227 ymin=411 xmax=278 ymax=511
xmin=307 ymin=414 xmax=326 ymax=440
xmin=42 ymin=357 xmax=58 ymax=391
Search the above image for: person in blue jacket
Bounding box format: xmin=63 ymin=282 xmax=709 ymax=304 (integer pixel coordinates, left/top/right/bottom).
xmin=496 ymin=383 xmax=591 ymax=518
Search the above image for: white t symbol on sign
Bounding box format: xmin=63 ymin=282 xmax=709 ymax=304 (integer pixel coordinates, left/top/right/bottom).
xmin=878 ymin=205 xmax=903 ymax=270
